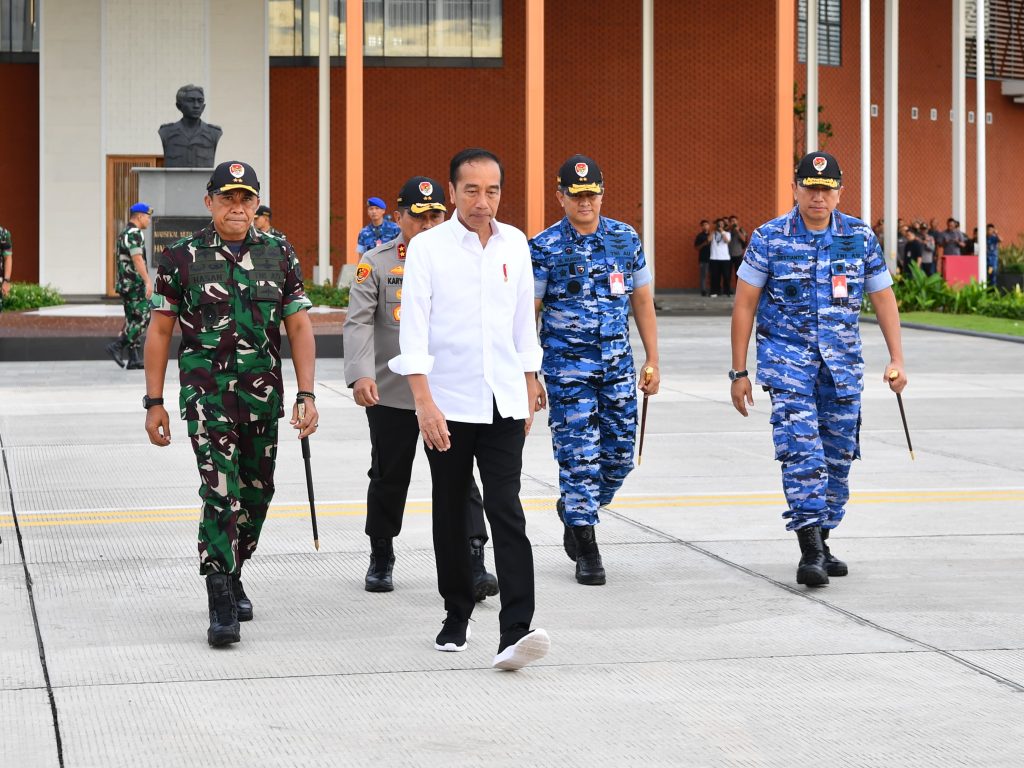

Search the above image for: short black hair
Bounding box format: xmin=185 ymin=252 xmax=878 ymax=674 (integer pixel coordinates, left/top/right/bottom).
xmin=700 ymin=219 xmax=709 ymax=225
xmin=450 ymin=148 xmax=504 ymax=187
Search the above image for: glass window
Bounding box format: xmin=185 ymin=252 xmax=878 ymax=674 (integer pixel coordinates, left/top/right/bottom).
xmin=797 ymin=0 xmax=841 ymax=67
xmin=269 ymin=0 xmax=502 ymax=60
xmin=0 ymin=0 xmax=38 ymax=53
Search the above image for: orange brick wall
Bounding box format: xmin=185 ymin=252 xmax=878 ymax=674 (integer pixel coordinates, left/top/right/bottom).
xmin=0 ymin=63 xmax=40 ymax=283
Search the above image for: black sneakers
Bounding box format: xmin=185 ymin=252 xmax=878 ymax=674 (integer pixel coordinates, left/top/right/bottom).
xmin=492 ymin=624 xmax=551 ymax=670
xmin=434 ymin=615 xmax=471 ymax=652
xmin=231 ymin=571 xmax=253 ymax=622
xmin=206 ymin=573 xmax=240 ymax=647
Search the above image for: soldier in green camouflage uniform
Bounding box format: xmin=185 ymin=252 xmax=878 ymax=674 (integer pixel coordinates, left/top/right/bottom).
xmin=1 ymin=225 xmax=13 ymax=311
xmin=254 ymin=205 xmax=288 ymax=241
xmin=143 ymin=161 xmax=319 ymax=647
xmin=106 ymin=203 xmax=154 ymax=368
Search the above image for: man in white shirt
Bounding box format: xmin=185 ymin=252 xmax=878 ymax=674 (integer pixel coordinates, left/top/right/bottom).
xmin=389 ymin=148 xmax=550 ymax=671
xmin=708 ymin=217 xmax=733 ymax=297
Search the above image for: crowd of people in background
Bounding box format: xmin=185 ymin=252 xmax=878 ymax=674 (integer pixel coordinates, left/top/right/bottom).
xmin=873 ymin=216 xmax=1002 ymax=284
xmin=693 ymin=215 xmax=746 ymax=297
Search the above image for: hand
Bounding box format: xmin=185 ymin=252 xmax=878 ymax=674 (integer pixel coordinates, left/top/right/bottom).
xmin=528 ymin=375 xmax=547 ymax=412
xmin=639 ymin=362 xmax=660 ymax=395
xmin=145 ymin=405 xmax=172 ymax=446
xmin=416 ymin=401 xmax=451 ymax=451
xmin=884 ymin=363 xmax=907 ymax=394
xmin=1 ymin=281 xmax=10 ymax=297
xmin=291 ymin=399 xmax=319 ymax=439
xmin=731 ymin=378 xmax=754 ymax=416
xmin=353 ymin=377 xmax=380 ymax=407
xmin=144 ymin=281 xmax=153 ymax=300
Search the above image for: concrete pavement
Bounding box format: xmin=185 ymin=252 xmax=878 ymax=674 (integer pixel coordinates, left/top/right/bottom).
xmin=2 ymin=316 xmax=1023 ymax=767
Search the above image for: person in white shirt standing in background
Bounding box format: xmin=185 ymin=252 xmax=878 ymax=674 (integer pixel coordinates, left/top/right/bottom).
xmin=389 ymin=148 xmax=550 ymax=671
xmin=708 ymin=216 xmax=733 ymax=297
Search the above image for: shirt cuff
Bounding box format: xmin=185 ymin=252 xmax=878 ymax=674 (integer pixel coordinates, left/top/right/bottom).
xmin=633 ymin=265 xmax=652 ymax=289
xmin=534 ymin=279 xmax=547 ymax=299
xmin=388 ymin=353 xmax=435 ymax=376
xmin=865 ymin=271 xmax=894 ymax=293
xmin=737 ymin=262 xmax=767 ymax=288
xmin=518 ymin=347 xmax=544 ymax=372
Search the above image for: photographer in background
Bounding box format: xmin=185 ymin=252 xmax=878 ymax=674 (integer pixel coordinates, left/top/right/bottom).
xmin=708 ymin=217 xmax=732 ymax=297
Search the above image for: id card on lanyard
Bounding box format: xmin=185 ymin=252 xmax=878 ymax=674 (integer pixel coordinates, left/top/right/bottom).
xmin=609 ymin=266 xmax=625 ymax=295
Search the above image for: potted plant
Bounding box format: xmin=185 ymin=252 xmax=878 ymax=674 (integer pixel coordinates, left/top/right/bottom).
xmin=997 ymin=240 xmax=1024 ymax=293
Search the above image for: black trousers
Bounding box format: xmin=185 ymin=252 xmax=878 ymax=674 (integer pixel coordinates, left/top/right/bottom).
xmin=424 ymin=402 xmax=534 ymax=632
xmin=364 ymin=404 xmax=487 ymax=541
xmin=709 ymin=260 xmax=732 ymax=295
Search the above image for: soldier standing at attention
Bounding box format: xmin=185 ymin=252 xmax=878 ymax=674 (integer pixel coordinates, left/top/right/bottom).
xmin=344 ymin=176 xmax=498 ymax=599
xmin=143 ymin=161 xmax=318 ymax=647
xmin=0 ymin=225 xmax=12 ymax=310
xmin=730 ymin=151 xmax=907 ymax=586
xmin=530 ymin=154 xmax=660 ymax=586
xmin=106 ymin=203 xmax=154 ymax=369
xmin=254 ymin=205 xmax=288 ymax=241
xmin=355 ymin=196 xmax=401 ymax=258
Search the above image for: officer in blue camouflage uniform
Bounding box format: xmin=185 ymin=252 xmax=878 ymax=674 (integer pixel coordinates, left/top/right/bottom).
xmin=731 ymin=151 xmax=907 ymax=586
xmin=531 ymin=155 xmax=661 ymax=586
xmin=355 ymin=196 xmax=401 ymax=257
xmin=143 ymin=161 xmax=319 ymax=646
xmin=106 ymin=203 xmax=154 ymax=369
xmin=0 ymin=225 xmax=12 ymax=311
xmin=344 ymin=176 xmax=498 ymax=599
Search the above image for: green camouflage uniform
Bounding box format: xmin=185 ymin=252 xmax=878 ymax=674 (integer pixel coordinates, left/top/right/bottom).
xmin=151 ymin=224 xmax=312 ymax=574
xmin=114 ymin=224 xmax=150 ymax=344
xmin=0 ymin=226 xmax=11 ymax=312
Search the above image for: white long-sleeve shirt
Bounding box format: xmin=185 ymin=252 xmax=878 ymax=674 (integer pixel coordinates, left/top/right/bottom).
xmin=388 ymin=214 xmax=543 ymax=423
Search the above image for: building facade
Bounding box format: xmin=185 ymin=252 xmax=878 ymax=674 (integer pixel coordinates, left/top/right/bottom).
xmin=1 ymin=0 xmax=1022 ymax=293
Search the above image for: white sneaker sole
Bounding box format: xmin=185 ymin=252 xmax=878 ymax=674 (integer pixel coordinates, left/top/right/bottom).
xmin=491 ymin=628 xmax=550 ymax=670
xmin=434 ymin=625 xmax=471 ymax=652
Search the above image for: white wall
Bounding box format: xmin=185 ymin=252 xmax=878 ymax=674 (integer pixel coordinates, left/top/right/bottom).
xmin=40 ymin=0 xmax=268 ymax=293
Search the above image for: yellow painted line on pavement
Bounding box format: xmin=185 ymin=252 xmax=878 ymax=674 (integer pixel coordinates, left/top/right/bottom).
xmin=1 ymin=488 xmax=1021 ymax=529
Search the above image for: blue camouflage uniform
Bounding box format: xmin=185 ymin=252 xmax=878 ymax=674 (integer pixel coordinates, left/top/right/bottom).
xmin=531 ymin=216 xmax=653 ymax=526
xmin=356 ymin=219 xmax=401 ymax=256
xmin=738 ymin=206 xmax=892 ymax=531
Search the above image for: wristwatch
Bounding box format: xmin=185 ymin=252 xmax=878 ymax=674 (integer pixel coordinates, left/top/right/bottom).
xmin=143 ymin=395 xmax=164 ymax=409
xmin=728 ymin=369 xmax=749 ymax=381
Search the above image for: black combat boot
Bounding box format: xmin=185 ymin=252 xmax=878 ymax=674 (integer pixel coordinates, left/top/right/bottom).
xmin=820 ymin=528 xmax=848 ymax=577
xmin=231 ymin=569 xmax=253 ymax=621
xmin=556 ymin=498 xmax=577 ymax=562
xmin=105 ymin=339 xmax=128 ymax=368
xmin=795 ymin=525 xmax=830 ymax=586
xmin=206 ymin=573 xmax=240 ymax=647
xmin=364 ymin=537 xmax=395 ymax=592
xmin=470 ymin=536 xmax=499 ymax=602
xmin=125 ymin=343 xmax=144 ymax=370
xmin=571 ymin=525 xmax=606 ymax=585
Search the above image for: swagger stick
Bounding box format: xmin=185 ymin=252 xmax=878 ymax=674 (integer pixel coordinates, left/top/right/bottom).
xmin=889 ymin=370 xmax=915 ymax=461
xmin=297 ymin=400 xmax=320 ymax=549
xmin=637 ymin=366 xmax=654 ymax=465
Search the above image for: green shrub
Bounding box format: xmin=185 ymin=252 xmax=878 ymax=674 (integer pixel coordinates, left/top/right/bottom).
xmin=1 ymin=282 xmax=66 ymax=312
xmin=303 ymin=280 xmax=348 ymax=308
xmin=876 ymin=263 xmax=1024 ymax=320
xmin=998 ymin=239 xmax=1024 ymax=275
xmin=891 ymin=263 xmax=953 ymax=312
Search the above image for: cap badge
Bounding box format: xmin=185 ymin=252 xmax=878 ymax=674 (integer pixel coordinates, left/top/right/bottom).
xmin=812 ymin=156 xmax=828 ymax=174
xmin=229 ymin=163 xmax=245 ymax=179
xmin=419 ymin=181 xmax=433 ymax=196
xmin=355 ymin=263 xmax=372 ymax=284
xmin=575 ymin=162 xmax=589 ymax=178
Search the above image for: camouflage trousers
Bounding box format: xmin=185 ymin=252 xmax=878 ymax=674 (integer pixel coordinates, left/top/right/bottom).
xmin=546 ymin=358 xmax=637 ymax=526
xmin=768 ymin=365 xmax=862 ymax=532
xmin=117 ymin=284 xmax=150 ymax=345
xmin=188 ymin=419 xmax=279 ymax=575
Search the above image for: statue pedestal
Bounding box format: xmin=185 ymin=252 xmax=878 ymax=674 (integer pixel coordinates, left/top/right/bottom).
xmin=134 ymin=167 xmax=212 ymax=264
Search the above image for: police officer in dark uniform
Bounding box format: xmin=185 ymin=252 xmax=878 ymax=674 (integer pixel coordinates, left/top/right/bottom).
xmin=344 ymin=177 xmax=498 ymax=599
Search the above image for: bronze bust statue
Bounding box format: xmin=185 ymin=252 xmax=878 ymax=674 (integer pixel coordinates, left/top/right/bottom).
xmin=159 ymin=85 xmax=223 ymax=168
